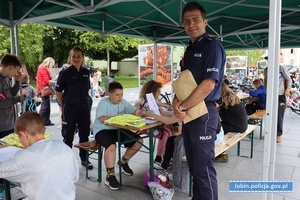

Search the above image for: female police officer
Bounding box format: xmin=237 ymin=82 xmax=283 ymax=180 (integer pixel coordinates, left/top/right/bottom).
xmin=55 ymin=46 xmax=93 ymax=169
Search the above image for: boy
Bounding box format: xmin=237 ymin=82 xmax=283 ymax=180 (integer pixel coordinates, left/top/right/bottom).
xmin=0 ymin=53 xmax=25 ymax=138
xmin=21 ymin=73 xmax=42 ymax=112
xmin=0 ymin=112 xmax=79 ymax=200
xmin=245 ymin=79 xmax=266 ymax=115
xmin=93 ymin=81 xmax=143 ymax=190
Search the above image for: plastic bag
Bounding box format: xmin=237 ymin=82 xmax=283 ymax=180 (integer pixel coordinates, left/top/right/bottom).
xmin=148 ymin=182 xmax=174 ymax=200
xmin=142 ymin=170 xmax=160 ymax=189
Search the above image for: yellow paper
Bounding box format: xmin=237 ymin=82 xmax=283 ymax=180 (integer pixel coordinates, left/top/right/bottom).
xmin=172 ymin=70 xmax=208 ymax=123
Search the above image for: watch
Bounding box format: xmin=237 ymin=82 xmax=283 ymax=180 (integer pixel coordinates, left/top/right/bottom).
xmin=179 ymin=104 xmax=186 ymax=111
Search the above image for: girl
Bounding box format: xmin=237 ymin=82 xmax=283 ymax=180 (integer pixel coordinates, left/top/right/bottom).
xmin=135 ymin=80 xmax=173 ymax=164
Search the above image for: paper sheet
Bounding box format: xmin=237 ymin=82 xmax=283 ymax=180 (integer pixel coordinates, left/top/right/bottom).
xmin=146 ymin=93 xmax=161 ymax=116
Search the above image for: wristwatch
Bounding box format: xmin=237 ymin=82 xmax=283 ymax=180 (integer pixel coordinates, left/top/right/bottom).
xmin=179 ymin=104 xmax=187 ymax=111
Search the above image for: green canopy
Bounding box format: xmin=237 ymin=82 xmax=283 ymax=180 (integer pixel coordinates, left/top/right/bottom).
xmin=0 ymin=0 xmax=299 ymax=49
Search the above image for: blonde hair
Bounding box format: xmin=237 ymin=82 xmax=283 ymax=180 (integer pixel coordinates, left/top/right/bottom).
xmin=220 ymin=81 xmax=241 ymax=109
xmin=21 ymin=73 xmax=29 ymax=84
xmin=69 ymin=46 xmax=85 ymax=66
xmin=41 ymin=57 xmax=55 ymax=70
xmin=14 ymin=112 xmax=45 ymax=136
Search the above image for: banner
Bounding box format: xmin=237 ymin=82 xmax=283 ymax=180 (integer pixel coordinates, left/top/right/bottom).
xmin=138 ymin=44 xmax=172 ymax=86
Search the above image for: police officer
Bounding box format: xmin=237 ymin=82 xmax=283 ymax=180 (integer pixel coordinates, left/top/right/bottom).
xmin=55 ymin=46 xmax=93 ymax=170
xmin=173 ymin=2 xmax=226 ymax=200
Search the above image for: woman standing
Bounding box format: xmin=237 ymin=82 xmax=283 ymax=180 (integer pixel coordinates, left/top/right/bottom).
xmin=55 ymin=46 xmax=93 ymax=169
xmin=36 ymin=57 xmax=55 ymax=126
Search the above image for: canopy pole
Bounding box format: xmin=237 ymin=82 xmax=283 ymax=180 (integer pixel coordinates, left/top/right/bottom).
xmin=15 ymin=25 xmax=20 ymax=58
xmin=153 ymin=27 xmax=157 ymax=81
xmin=262 ymin=0 xmax=282 ymax=199
xmin=9 ymin=0 xmax=16 ymax=54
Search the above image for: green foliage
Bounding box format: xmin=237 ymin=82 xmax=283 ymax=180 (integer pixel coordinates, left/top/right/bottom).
xmin=43 ymin=26 xmax=83 ymax=67
xmin=0 ymin=23 xmax=44 ymax=78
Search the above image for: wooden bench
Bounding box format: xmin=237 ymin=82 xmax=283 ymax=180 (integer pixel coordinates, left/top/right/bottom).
xmin=183 ymin=124 xmax=258 ymax=196
xmin=74 ymin=140 xmax=103 ymax=182
xmin=248 ymin=109 xmax=266 ymax=139
xmin=182 ymin=124 xmax=258 ymax=162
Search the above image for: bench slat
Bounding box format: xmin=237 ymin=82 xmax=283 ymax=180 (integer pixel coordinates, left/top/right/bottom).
xmin=249 ymin=109 xmax=266 ymax=120
xmin=74 ymin=140 xmax=101 ymax=151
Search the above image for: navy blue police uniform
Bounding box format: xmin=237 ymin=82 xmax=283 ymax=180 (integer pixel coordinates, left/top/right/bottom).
xmin=55 ymin=65 xmax=92 ymax=162
xmin=181 ymin=32 xmax=225 ymax=200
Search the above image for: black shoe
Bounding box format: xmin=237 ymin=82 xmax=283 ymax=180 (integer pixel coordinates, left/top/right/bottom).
xmin=45 ymin=122 xmax=54 ymax=126
xmin=105 ymin=175 xmax=121 ymax=190
xmin=81 ymin=160 xmax=93 ymax=170
xmin=117 ymin=161 xmax=133 ymax=176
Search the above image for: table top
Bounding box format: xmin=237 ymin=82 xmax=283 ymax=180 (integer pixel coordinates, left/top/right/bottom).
xmin=236 ymin=92 xmax=250 ymax=100
xmin=105 ymin=121 xmax=162 ymax=132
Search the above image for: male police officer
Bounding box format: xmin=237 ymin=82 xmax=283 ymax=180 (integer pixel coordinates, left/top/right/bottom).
xmin=173 ymin=2 xmax=226 ymax=199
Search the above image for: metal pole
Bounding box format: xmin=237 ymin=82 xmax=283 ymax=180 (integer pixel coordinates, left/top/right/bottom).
xmin=261 ymin=0 xmax=282 ymax=199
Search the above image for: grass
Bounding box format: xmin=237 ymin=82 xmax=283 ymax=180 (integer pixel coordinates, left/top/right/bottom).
xmin=30 ymin=75 xmax=139 ymax=89
xmin=113 ymin=75 xmax=139 ymax=88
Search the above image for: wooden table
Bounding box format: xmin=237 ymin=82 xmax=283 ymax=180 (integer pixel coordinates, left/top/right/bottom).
xmin=106 ymin=121 xmax=162 ymax=186
xmin=236 ymin=92 xmax=250 ymax=100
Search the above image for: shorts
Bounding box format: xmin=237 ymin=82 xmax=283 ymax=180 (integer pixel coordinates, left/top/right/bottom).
xmin=95 ymin=129 xmax=141 ymax=149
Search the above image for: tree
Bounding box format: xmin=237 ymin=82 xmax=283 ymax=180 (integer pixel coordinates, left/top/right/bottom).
xmin=43 ymin=26 xmax=82 ymax=68
xmin=0 ymin=23 xmax=45 ymax=78
xmin=80 ymin=32 xmax=151 ymax=74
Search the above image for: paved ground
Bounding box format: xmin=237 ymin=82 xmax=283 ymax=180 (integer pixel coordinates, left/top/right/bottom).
xmin=8 ymin=87 xmax=300 ymax=200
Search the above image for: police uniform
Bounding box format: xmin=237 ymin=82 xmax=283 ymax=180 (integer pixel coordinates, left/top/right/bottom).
xmin=55 ymin=65 xmax=92 ymax=162
xmin=181 ymin=33 xmax=225 ymax=200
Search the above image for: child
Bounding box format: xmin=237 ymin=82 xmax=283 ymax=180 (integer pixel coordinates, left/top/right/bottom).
xmin=245 ymin=79 xmax=266 ymax=115
xmin=92 ymin=81 xmax=143 ymax=190
xmin=0 ymin=53 xmax=25 ymax=138
xmin=134 ymin=80 xmax=173 ymax=164
xmin=0 ymin=112 xmax=79 ymax=200
xmin=21 ymin=73 xmax=42 ymax=112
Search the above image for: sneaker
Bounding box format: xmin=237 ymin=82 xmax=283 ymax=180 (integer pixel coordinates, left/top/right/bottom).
xmin=117 ymin=161 xmax=133 ymax=176
xmin=215 ymin=152 xmax=229 ymax=163
xmin=154 ymin=162 xmax=164 ymax=170
xmin=81 ymin=160 xmax=93 ymax=170
xmin=105 ymin=176 xmax=121 ymax=190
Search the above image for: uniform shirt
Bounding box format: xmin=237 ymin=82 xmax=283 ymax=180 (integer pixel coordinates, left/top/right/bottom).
xmin=55 ymin=65 xmax=92 ymax=105
xmin=0 ymin=74 xmax=21 ymax=132
xmin=249 ymin=84 xmax=266 ymax=108
xmin=181 ymin=32 xmax=226 ymax=102
xmin=93 ymin=97 xmax=136 ymax=135
xmin=0 ymin=139 xmax=79 ymax=200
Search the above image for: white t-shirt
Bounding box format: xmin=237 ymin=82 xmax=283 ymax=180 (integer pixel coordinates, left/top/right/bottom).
xmin=0 ymin=139 xmax=79 ymax=200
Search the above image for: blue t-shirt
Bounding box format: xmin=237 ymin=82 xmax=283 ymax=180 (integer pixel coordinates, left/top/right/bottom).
xmin=182 ymin=33 xmax=226 ymax=102
xmin=93 ymin=97 xmax=136 ymax=136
